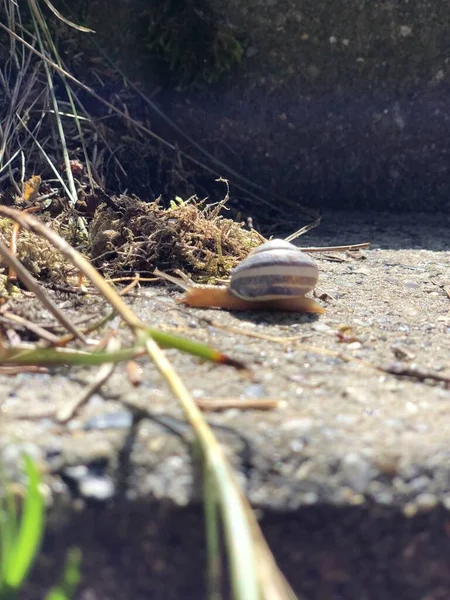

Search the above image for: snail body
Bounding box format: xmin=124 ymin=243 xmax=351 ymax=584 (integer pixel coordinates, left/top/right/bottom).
xmin=155 ymin=239 xmax=325 ymax=314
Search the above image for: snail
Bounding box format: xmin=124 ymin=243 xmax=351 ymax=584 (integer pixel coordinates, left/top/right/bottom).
xmin=155 ymin=239 xmax=325 ymax=314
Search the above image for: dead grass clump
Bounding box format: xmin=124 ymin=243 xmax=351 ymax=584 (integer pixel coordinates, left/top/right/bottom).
xmin=0 ymin=218 xmax=73 ymax=283
xmin=89 ymin=194 xmax=263 ymax=280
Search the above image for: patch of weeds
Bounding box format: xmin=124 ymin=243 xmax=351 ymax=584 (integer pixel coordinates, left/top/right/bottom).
xmin=89 ymin=192 xmax=262 ymax=280
xmin=145 ymin=0 xmax=243 ymax=88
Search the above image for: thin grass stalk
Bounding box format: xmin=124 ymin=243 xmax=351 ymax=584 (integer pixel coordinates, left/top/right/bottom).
xmin=15 ymin=115 xmax=75 ymax=199
xmin=143 ymin=338 xmax=260 ymax=600
xmin=1 ymin=344 xmax=146 ymax=367
xmin=204 ymin=462 xmax=222 ymax=600
xmin=28 ymin=1 xmax=78 ymax=204
xmin=29 ymin=0 xmax=95 ymax=188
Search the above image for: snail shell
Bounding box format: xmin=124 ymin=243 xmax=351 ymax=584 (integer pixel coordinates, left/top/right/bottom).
xmin=229 ymin=239 xmax=319 ymax=301
xmin=154 ymin=238 xmax=324 ymax=313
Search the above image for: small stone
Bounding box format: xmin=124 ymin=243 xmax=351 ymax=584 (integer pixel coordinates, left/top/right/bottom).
xmin=312 ymin=322 xmax=332 ymax=333
xmin=295 ymin=460 xmax=313 ymax=480
xmin=391 ymin=343 xmax=415 ymax=361
xmin=336 ymin=414 xmax=357 ymax=425
xmin=403 ymin=502 xmax=418 ymax=517
xmin=290 ymin=439 xmax=305 ymax=453
xmin=409 ymin=475 xmax=431 ymax=492
xmin=377 ymin=491 xmax=394 ymax=505
xmin=341 ymin=453 xmax=372 ymax=492
xmin=281 ymin=417 xmax=314 ymax=432
xmin=415 ymin=493 xmax=438 ymax=512
xmin=1 ymin=443 xmax=43 ymax=476
xmin=302 ymin=492 xmax=318 ymax=505
xmin=63 ymin=465 xmax=89 ymax=481
xmin=307 ymin=64 xmax=320 ymax=79
xmin=405 ymin=401 xmax=418 ymax=415
xmin=241 ymin=383 xmax=266 ymax=398
xmin=347 ymin=341 xmax=362 ymax=350
xmin=84 ymin=411 xmax=133 ymax=430
xmin=404 ymin=281 xmax=420 ymax=289
xmin=399 ymin=25 xmax=412 ymax=38
xmin=79 ymin=475 xmax=115 ymax=501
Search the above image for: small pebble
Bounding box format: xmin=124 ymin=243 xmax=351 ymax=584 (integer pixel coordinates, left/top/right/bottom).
xmin=403 ymin=502 xmax=418 ymax=518
xmin=409 ymin=475 xmax=431 ymax=492
xmin=415 ymin=492 xmax=438 ymax=512
xmin=84 ymin=411 xmax=133 ymax=430
xmin=79 ymin=475 xmax=115 ymax=501
xmin=2 ymin=443 xmax=43 ymax=471
xmin=341 ymin=452 xmax=372 ymax=492
xmin=241 ymin=383 xmax=266 ymax=399
xmin=391 ymin=343 xmax=415 ymax=360
xmin=281 ymin=417 xmax=314 ymax=432
xmin=312 ymin=322 xmax=332 ymax=333
xmin=64 ymin=465 xmax=89 ymax=481
xmin=347 ymin=341 xmax=362 ymax=350
xmin=302 ymin=492 xmax=318 ymax=505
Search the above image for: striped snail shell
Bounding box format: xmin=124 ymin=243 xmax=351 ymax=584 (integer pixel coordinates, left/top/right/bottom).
xmin=229 ymin=239 xmax=319 ymax=301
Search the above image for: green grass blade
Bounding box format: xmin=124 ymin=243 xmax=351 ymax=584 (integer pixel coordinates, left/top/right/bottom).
xmin=2 ymin=455 xmax=45 ymax=590
xmin=0 ymin=490 xmax=19 ymax=588
xmin=143 ymin=329 xmax=245 ymax=369
xmin=44 ymin=547 xmax=82 ymax=600
xmin=0 ymin=329 xmax=244 ymax=369
xmin=204 ymin=463 xmax=222 ymax=600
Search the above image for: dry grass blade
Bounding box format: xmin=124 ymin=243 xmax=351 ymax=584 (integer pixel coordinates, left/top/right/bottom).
xmin=144 ymin=337 xmax=298 ymax=600
xmin=28 ymin=0 xmax=96 ymax=193
xmin=0 ymin=234 xmax=88 ymax=343
xmin=28 ymin=0 xmax=77 ymax=204
xmin=0 ymin=310 xmax=60 ymax=344
xmin=57 ymin=336 xmax=119 ymax=423
xmin=285 ymin=216 xmax=321 ymax=242
xmin=301 ymin=242 xmax=370 ymax=253
xmin=35 ymin=0 xmax=95 ymax=32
